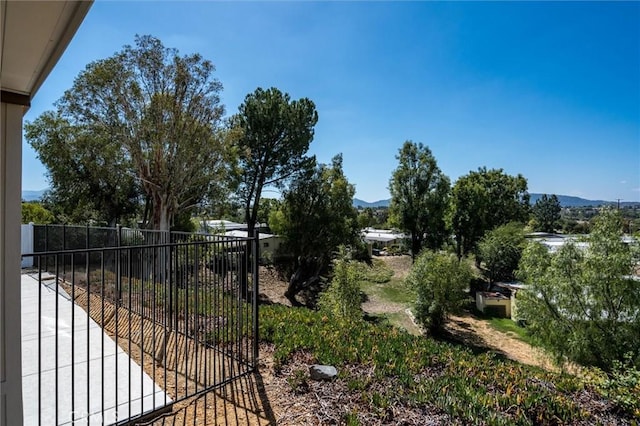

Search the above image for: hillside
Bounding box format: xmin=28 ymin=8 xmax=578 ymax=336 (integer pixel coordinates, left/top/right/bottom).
xmin=21 ymin=189 xmax=46 ymax=201
xmin=354 ymin=194 xmax=640 ymax=208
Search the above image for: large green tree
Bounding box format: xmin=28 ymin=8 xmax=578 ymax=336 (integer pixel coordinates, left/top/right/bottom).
xmin=389 ymin=141 xmax=451 ymax=259
xmin=232 ymin=87 xmax=318 ymax=238
xmin=270 ymin=154 xmax=359 ymax=305
xmin=517 ymin=209 xmax=640 ymax=371
xmin=477 ymin=222 xmax=525 ymax=283
xmin=452 ymin=167 xmax=529 ymax=258
xmin=26 ymin=112 xmax=139 ymax=226
xmin=28 ymin=35 xmax=231 ymax=231
xmin=532 ymin=194 xmax=562 ymax=233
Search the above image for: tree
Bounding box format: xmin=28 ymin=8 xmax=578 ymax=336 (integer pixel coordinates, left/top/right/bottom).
xmin=21 ymin=202 xmax=54 ymax=224
xmin=477 ymin=222 xmax=525 ymax=283
xmin=406 ymin=250 xmax=472 ymax=335
xmin=318 ymin=248 xmax=363 ymax=323
xmin=269 ymin=154 xmax=359 ymax=305
xmin=25 ymin=112 xmax=139 ymax=226
xmin=517 ymin=209 xmax=640 ymax=371
xmin=357 ymin=207 xmax=376 ymax=229
xmin=32 ymin=35 xmax=231 ymax=231
xmin=452 ymin=167 xmax=529 ymax=258
xmin=256 ymin=198 xmax=281 ymax=228
xmin=532 ymin=194 xmax=561 ymax=233
xmin=232 ymin=87 xmax=318 ymax=238
xmin=389 ymin=141 xmax=451 ymax=259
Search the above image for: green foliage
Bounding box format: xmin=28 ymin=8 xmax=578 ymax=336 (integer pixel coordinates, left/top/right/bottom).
xmin=596 ymin=354 xmax=640 ymax=417
xmin=260 ymin=304 xmax=596 ymax=424
xmin=532 ymin=194 xmax=562 ymax=233
xmin=477 ymin=222 xmax=525 ymax=283
xmin=389 ymin=141 xmax=451 ymax=258
xmin=452 ymin=167 xmax=529 ymax=257
xmin=232 ymin=87 xmax=318 ymax=236
xmin=406 ymin=251 xmax=472 ymax=334
xmin=21 ymin=202 xmax=54 ymax=224
xmin=25 ymin=112 xmax=139 ymax=226
xmin=517 ymin=209 xmax=640 ymax=371
xmin=270 ymin=154 xmax=360 ymax=304
xmin=319 ymin=251 xmax=363 ymax=323
xmin=28 ymin=35 xmax=233 ymax=231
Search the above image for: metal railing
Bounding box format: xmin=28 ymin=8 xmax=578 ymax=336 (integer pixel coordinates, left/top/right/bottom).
xmin=22 ymin=231 xmax=259 ymax=425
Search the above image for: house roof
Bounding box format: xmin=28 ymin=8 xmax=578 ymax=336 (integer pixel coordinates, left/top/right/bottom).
xmin=362 ymin=228 xmax=406 ymax=243
xmin=223 ymin=230 xmax=279 ymax=240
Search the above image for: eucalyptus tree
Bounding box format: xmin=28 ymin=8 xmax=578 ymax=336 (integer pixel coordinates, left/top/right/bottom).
xmin=389 ymin=141 xmax=451 ymax=259
xmin=26 ymin=111 xmax=139 ymax=226
xmin=28 ymin=35 xmax=231 ymax=231
xmin=232 ymin=87 xmax=318 ymax=237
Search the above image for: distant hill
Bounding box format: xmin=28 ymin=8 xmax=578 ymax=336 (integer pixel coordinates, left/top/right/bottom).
xmin=353 ymin=198 xmax=390 ymax=208
xmin=529 ymin=193 xmax=639 ymax=207
xmin=22 ymin=189 xmax=47 ymax=201
xmin=353 ymin=194 xmax=639 ymax=209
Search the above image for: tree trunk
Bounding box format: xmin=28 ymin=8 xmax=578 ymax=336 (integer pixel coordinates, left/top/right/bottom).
xmin=285 ymin=257 xmax=324 ymax=306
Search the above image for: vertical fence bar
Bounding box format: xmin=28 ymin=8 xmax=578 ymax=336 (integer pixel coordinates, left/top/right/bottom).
xmin=70 ymin=253 xmax=76 ymax=424
xmin=86 ymin=244 xmax=91 ymax=421
xmin=54 ymin=255 xmax=60 ymax=425
xmin=101 ymin=251 xmax=106 ymax=420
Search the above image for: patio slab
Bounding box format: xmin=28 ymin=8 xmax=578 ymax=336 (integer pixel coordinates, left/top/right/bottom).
xmin=21 ymin=273 xmax=171 ymax=425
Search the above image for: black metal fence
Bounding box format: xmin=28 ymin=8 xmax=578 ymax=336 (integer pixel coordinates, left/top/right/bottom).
xmin=22 ymin=227 xmax=259 ymax=425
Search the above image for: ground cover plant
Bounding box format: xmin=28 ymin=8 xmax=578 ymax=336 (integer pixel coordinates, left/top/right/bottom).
xmin=260 ymin=304 xmax=635 ymax=425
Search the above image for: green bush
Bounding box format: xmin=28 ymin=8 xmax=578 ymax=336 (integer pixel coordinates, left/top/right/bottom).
xmin=598 ymin=354 xmax=640 ymax=418
xmin=406 ymin=251 xmax=472 ymax=334
xmin=318 ymin=251 xmax=363 ymax=323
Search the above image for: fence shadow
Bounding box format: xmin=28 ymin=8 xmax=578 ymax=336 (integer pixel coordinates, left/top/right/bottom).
xmin=142 ymin=370 xmax=276 ymax=426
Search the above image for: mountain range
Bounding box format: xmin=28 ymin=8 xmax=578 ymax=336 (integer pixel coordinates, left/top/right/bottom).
xmin=22 ymin=190 xmax=47 ymax=201
xmin=354 ymin=194 xmax=640 ymax=208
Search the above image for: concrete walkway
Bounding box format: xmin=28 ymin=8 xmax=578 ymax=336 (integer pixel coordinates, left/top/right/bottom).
xmin=21 ymin=273 xmax=171 ymax=425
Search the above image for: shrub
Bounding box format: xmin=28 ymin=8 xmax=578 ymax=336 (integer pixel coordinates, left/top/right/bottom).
xmin=597 ymin=354 xmax=640 ymax=418
xmin=318 ymin=250 xmax=363 ymax=323
xmin=406 ymin=251 xmax=472 ymax=334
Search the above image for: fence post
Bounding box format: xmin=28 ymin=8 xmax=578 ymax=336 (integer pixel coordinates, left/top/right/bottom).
xmin=116 ymin=224 xmax=122 ymax=304
xmin=252 ymin=230 xmax=259 ymax=365
xmin=44 ymin=223 xmax=49 ymax=271
xmin=62 ymin=224 xmax=66 ymax=276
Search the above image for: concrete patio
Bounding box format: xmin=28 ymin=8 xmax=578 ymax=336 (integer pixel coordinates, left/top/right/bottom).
xmin=21 ymin=273 xmax=170 ymax=425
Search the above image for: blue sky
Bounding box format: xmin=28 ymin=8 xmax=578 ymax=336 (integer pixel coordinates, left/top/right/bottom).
xmin=23 ymin=1 xmax=640 ymax=202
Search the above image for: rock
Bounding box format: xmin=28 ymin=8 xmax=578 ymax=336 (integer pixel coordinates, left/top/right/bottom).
xmin=309 ymin=364 xmax=337 ymax=381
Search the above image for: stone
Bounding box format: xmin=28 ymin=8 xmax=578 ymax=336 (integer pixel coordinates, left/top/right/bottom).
xmin=309 ymin=364 xmax=337 ymax=381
